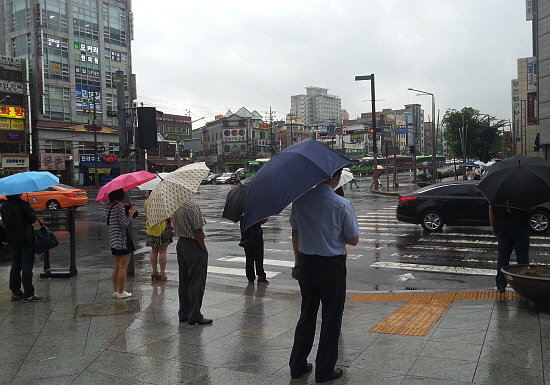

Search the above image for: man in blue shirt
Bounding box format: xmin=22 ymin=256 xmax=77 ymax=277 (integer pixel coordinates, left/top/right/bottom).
xmin=288 ymin=167 xmax=360 ymax=383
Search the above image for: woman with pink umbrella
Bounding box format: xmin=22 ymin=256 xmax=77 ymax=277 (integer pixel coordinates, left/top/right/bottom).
xmin=96 ymin=170 xmax=156 ymax=299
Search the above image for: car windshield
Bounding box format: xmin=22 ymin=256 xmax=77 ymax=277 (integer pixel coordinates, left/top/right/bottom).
xmin=55 ymin=184 xmax=77 ymax=190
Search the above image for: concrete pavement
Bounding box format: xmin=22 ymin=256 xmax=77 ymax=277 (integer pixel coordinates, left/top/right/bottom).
xmin=1 ymin=261 xmax=550 ymax=384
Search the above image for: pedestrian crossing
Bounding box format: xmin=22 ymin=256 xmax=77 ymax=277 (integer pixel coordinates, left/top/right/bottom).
xmin=180 ymin=205 xmax=550 ymax=281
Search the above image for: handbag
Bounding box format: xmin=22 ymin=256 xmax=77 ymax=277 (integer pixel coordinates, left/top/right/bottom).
xmin=160 ymin=220 xmax=173 ymax=242
xmin=34 ymin=219 xmax=59 ymax=254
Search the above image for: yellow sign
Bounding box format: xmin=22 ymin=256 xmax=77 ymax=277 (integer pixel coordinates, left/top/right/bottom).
xmin=88 ymin=168 xmax=111 ymax=174
xmin=0 ymin=106 xmax=25 ymax=119
xmin=0 ymin=118 xmax=24 ymax=129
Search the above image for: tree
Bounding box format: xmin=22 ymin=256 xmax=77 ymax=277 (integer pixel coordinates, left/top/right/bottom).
xmin=442 ymin=107 xmax=504 ymax=163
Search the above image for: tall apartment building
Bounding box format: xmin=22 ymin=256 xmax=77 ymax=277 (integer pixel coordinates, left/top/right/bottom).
xmin=290 ymin=87 xmax=341 ymax=130
xmin=0 ymin=0 xmax=135 ymax=185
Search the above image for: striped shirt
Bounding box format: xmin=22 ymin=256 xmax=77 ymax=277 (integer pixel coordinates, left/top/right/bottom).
xmin=105 ymin=202 xmax=133 ymax=250
xmin=172 ymin=200 xmax=206 ymax=239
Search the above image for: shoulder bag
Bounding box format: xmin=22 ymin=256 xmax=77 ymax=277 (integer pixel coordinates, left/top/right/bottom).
xmin=34 ymin=218 xmax=59 ymax=254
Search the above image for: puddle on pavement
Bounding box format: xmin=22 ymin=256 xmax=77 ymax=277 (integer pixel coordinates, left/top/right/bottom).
xmin=74 ymin=299 xmax=141 ymax=318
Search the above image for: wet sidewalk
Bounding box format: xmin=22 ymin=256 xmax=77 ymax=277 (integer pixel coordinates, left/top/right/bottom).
xmin=1 ymin=263 xmax=549 ymax=384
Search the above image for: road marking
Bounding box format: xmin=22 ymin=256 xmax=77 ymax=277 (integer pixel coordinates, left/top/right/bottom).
xmin=218 ymin=256 xmax=294 ymax=267
xmin=208 ymin=266 xmax=279 ymax=278
xmin=370 ymin=261 xmax=494 ymax=276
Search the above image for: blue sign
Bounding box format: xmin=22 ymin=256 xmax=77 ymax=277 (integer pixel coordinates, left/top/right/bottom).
xmin=7 ymin=133 xmax=21 ymax=140
xmin=327 ymin=125 xmax=334 ymax=132
xmin=396 ymin=127 xmax=408 ymax=135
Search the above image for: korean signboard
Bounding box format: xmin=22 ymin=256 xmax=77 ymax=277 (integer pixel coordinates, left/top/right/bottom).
xmin=223 ymin=129 xmax=245 ymax=142
xmin=40 ymin=153 xmax=65 ymax=170
xmin=0 ymin=107 xmax=25 ymax=119
xmin=1 ymin=154 xmax=29 ymax=169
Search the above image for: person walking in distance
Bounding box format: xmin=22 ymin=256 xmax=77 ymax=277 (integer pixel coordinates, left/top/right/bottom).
xmin=1 ymin=194 xmax=41 ymax=303
xmin=288 ymin=167 xmax=360 ymax=383
xmin=173 ymin=199 xmax=212 ymax=325
xmin=489 ymin=204 xmax=532 ymax=292
xmin=240 ymin=217 xmax=269 ymax=284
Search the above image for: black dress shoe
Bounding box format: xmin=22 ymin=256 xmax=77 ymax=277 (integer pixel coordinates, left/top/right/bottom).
xmin=188 ymin=318 xmax=213 ymax=325
xmin=179 ymin=317 xmax=188 ymax=322
xmin=316 ymin=368 xmax=343 ymax=383
xmin=291 ymin=363 xmax=312 ymax=378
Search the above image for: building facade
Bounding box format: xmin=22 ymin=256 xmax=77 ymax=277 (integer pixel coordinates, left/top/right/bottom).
xmin=194 ymin=107 xmax=274 ymax=173
xmin=0 ymin=0 xmax=135 ymax=184
xmin=512 ymin=57 xmax=539 ymax=157
xmin=290 ymin=87 xmax=342 ymax=130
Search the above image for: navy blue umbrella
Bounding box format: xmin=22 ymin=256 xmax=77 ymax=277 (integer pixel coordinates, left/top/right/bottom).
xmin=241 ymin=139 xmax=351 ymax=229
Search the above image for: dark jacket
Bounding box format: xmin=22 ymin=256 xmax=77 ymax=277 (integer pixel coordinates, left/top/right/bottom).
xmin=0 ymin=195 xmax=37 ymax=246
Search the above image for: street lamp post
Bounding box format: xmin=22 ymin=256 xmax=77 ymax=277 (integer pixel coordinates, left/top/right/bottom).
xmin=408 ymin=88 xmax=436 ymax=182
xmin=356 ymin=74 xmax=379 ymax=191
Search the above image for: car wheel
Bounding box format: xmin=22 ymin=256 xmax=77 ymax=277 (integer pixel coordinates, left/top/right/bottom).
xmin=529 ymin=210 xmax=550 ymax=234
xmin=420 ymin=210 xmax=444 ymax=232
xmin=46 ymin=200 xmax=61 ymax=210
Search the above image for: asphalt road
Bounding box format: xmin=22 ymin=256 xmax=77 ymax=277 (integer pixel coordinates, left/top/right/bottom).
xmin=3 ymin=176 xmax=550 ymax=292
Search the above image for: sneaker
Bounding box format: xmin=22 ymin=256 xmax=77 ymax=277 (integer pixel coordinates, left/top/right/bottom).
xmin=113 ymin=292 xmax=119 ymax=298
xmin=11 ymin=294 xmax=23 ymax=301
xmin=23 ymin=295 xmax=42 ymax=303
xmin=117 ymin=291 xmax=132 ymax=299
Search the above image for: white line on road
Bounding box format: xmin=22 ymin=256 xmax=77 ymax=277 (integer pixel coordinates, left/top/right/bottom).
xmin=218 ymin=256 xmax=294 ymax=267
xmin=371 ymin=261 xmax=494 ymax=276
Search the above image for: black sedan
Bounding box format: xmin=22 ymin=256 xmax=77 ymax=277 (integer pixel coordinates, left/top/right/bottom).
xmin=201 ymin=174 xmax=221 ymax=185
xmin=396 ymin=180 xmax=550 ymax=233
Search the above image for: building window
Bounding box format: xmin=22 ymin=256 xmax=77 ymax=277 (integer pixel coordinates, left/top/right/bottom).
xmin=43 ymin=35 xmax=70 ymax=81
xmin=102 ymin=3 xmax=126 ymax=46
xmin=12 ymin=34 xmax=31 ymax=58
xmin=41 ymin=0 xmax=68 ymax=32
xmin=177 ymin=126 xmax=189 ymax=135
xmin=11 ymin=0 xmax=30 ymax=31
xmin=43 ymin=85 xmax=70 ymax=121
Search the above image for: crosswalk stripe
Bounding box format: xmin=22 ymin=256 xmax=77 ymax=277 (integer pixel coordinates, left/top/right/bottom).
xmin=219 ymin=256 xmax=294 ymax=267
xmin=208 ymin=266 xmax=280 ymax=278
xmin=371 ymin=261 xmax=494 ymax=276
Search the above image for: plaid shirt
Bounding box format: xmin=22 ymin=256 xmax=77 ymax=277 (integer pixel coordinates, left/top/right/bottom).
xmin=172 ymin=200 xmax=206 ymax=239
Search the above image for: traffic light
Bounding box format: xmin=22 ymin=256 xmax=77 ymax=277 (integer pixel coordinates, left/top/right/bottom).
xmin=344 ymin=130 xmax=355 ymax=135
xmin=369 ymin=129 xmax=374 ymax=133
xmin=409 ymin=145 xmax=415 ymax=154
xmin=317 ymin=132 xmax=327 ymax=137
xmin=137 ymin=107 xmax=158 ymax=149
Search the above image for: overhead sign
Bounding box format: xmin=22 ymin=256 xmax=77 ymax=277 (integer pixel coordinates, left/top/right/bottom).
xmin=0 ymin=106 xmax=25 ymax=119
xmin=327 ymin=125 xmax=335 ymax=132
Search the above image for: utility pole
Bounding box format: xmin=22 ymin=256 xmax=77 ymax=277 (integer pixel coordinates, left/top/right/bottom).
xmin=116 ymin=69 xmax=128 ymax=174
xmin=93 ymin=90 xmax=99 ymax=187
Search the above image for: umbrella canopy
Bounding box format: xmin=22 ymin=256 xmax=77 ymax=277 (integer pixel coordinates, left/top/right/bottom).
xmin=335 ymin=169 xmax=354 ymax=190
xmin=0 ymin=171 xmax=59 ymax=195
xmin=241 ymin=139 xmax=351 ymax=229
xmin=136 ymin=172 xmax=170 ymax=191
xmin=477 ymin=155 xmax=550 ymax=210
xmin=222 ymin=176 xmax=253 ymax=223
xmin=96 ymin=170 xmax=156 ymax=202
xmin=146 ymin=162 xmax=210 ymax=226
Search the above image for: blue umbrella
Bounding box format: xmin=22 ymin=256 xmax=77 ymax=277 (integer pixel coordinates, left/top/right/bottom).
xmin=241 ymin=139 xmax=351 ymax=229
xmin=0 ymin=171 xmax=59 ymax=195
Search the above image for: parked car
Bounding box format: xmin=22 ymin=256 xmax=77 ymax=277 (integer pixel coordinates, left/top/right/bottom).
xmin=396 ymin=180 xmax=550 ymax=234
xmin=0 ymin=184 xmax=88 ymax=210
xmin=201 ymin=174 xmax=221 ymax=185
xmin=215 ymin=173 xmax=234 ymax=184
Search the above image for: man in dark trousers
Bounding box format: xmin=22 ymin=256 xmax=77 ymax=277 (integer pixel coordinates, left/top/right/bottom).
xmin=240 ymin=217 xmax=269 ymax=284
xmin=1 ymin=194 xmax=40 ymax=302
xmin=288 ymin=168 xmax=360 ymax=383
xmin=489 ymin=204 xmax=532 ymax=292
xmin=172 ymin=199 xmax=212 ymax=325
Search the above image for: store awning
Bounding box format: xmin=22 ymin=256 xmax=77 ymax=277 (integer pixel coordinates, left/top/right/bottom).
xmin=80 ymin=161 xmax=144 ymax=170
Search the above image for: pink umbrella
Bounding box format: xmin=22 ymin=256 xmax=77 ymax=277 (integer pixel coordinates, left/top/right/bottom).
xmin=95 ymin=170 xmax=156 ymax=202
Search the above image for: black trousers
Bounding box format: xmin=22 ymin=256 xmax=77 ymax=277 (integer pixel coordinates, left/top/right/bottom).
xmin=177 ymin=237 xmax=208 ymax=322
xmin=243 ymin=234 xmax=266 ymax=282
xmin=289 ymin=254 xmax=346 ymax=379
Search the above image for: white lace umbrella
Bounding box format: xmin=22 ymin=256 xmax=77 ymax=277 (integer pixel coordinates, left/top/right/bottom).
xmin=335 ymin=169 xmax=354 ymax=190
xmin=146 ymin=163 xmax=210 ymax=225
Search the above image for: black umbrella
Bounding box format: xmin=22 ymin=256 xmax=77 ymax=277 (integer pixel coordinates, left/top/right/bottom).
xmin=222 ymin=176 xmax=253 ymax=223
xmin=477 ymin=155 xmax=550 ymax=210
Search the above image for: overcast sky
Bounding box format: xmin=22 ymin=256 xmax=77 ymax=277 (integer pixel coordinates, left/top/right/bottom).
xmin=131 ymin=1 xmax=532 ymax=127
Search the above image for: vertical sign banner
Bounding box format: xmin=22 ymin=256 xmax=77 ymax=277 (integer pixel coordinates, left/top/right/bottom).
xmin=526 ymin=0 xmax=534 ymax=20
xmin=527 ymin=57 xmax=536 ymax=91
xmin=527 ymin=92 xmax=537 ymax=125
xmin=504 ymin=132 xmax=512 ymax=148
